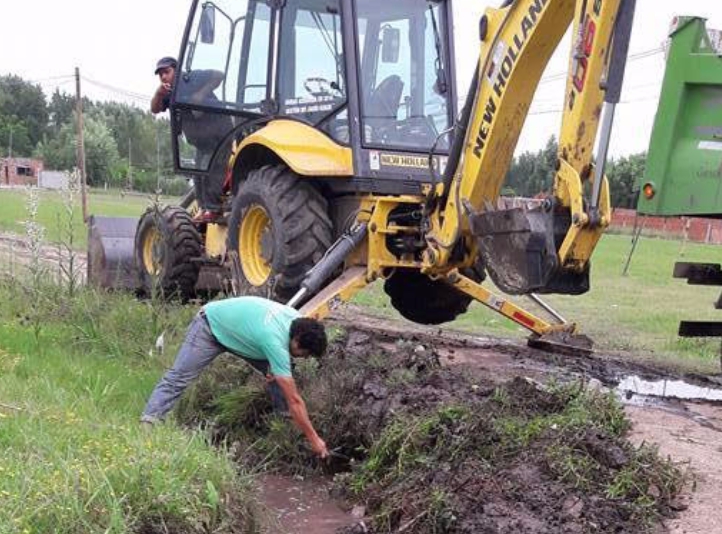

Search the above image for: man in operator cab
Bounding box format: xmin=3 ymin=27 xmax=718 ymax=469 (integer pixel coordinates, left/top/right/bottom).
xmin=151 ymin=56 xmax=231 ymax=223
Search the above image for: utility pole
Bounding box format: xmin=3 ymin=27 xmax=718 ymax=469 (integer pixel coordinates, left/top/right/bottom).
xmin=128 ymin=138 xmax=133 ymax=190
xmin=75 ymin=67 xmax=88 ymax=222
xmin=8 ymin=127 xmax=13 ymax=158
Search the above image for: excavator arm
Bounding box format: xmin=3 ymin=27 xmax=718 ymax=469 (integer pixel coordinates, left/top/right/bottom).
xmin=426 ymin=0 xmax=635 ymax=295
xmin=288 ymin=0 xmax=636 ymax=352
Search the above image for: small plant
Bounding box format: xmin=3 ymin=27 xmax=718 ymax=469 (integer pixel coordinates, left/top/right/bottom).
xmin=55 ymin=169 xmax=83 ymax=297
xmin=22 ymin=186 xmax=48 ymax=344
xmin=546 ymin=443 xmax=598 ymax=490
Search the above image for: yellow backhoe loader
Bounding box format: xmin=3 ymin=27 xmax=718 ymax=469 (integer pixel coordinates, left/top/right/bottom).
xmin=89 ymin=0 xmax=636 ymax=353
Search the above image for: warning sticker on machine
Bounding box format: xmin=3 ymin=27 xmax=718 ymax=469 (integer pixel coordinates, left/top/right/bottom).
xmin=699 ymin=141 xmax=722 ymax=151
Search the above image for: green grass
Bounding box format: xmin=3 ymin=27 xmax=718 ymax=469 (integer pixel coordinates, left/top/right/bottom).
xmin=0 ymin=284 xmax=256 ymax=533
xmin=0 ymin=188 xmax=173 ymax=249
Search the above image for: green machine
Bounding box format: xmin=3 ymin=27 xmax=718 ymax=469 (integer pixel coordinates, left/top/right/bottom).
xmin=637 ymin=16 xmax=722 ymax=337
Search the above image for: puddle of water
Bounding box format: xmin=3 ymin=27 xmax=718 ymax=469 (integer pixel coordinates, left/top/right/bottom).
xmin=258 ymin=474 xmax=358 ymax=534
xmin=617 ymin=375 xmax=722 ymax=403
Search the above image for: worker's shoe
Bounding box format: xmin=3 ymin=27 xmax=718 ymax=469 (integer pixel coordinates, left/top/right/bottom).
xmin=140 ymin=414 xmax=161 ymax=430
xmin=192 ymin=210 xmax=222 ymax=223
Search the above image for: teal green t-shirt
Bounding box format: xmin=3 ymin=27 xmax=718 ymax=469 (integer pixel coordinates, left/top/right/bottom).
xmin=203 ymin=296 xmax=300 ymax=377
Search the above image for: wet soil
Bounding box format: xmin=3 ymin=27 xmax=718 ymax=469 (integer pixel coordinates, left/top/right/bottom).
xmin=258 ymin=475 xmax=357 ymax=534
xmin=197 ymin=308 xmax=715 ymax=533
xmin=322 ymin=307 xmax=722 ymax=534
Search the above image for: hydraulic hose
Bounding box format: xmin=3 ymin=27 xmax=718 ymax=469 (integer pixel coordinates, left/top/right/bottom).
xmin=287 ymin=222 xmax=368 ymax=308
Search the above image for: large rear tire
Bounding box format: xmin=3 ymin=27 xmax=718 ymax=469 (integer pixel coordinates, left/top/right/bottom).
xmin=135 ymin=206 xmax=202 ymax=301
xmin=227 ymin=165 xmax=332 ymax=301
xmin=384 ymin=262 xmax=486 ymax=325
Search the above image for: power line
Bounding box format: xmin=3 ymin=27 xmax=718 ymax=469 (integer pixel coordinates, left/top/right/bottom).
xmin=27 ymin=74 xmax=75 ymax=84
xmin=531 ymin=78 xmax=663 ymax=105
xmin=458 ymin=46 xmax=665 ymax=104
xmin=527 ymin=93 xmax=662 ymax=116
xmin=81 ymin=76 xmax=151 ymax=103
xmin=537 ymin=46 xmax=664 ymax=85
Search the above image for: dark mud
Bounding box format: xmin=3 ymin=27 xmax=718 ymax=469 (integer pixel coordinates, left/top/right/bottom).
xmin=179 ymin=323 xmax=698 ymax=533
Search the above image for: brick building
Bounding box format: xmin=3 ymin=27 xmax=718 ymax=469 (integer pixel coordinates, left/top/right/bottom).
xmin=0 ymin=157 xmax=44 ymax=187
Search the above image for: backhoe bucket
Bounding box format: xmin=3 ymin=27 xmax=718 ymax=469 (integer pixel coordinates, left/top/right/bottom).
xmin=87 ymin=215 xmax=139 ymax=290
xmin=470 ymin=199 xmax=590 ymax=296
xmin=470 ymin=199 xmax=559 ymax=295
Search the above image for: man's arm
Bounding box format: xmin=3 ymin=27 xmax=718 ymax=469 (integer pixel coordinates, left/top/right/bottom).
xmin=151 ymin=83 xmax=171 ymax=114
xmin=274 ymin=376 xmax=329 ymax=458
xmin=189 ymin=70 xmax=224 ymax=105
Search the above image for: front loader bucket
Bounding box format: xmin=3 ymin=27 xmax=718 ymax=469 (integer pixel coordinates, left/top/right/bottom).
xmin=87 ymin=215 xmax=139 ymax=290
xmin=470 ymin=199 xmax=589 ymax=296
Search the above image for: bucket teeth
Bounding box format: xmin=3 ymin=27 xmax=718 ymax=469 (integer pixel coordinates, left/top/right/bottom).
xmin=527 ymin=331 xmax=594 ymax=357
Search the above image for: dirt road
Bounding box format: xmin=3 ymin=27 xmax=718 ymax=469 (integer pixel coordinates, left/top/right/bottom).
xmin=0 ymin=232 xmax=86 ymax=282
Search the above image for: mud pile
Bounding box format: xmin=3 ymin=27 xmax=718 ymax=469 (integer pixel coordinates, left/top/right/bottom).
xmin=179 ymin=329 xmax=686 ymax=534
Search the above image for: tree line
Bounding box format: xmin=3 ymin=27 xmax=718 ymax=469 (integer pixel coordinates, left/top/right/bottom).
xmin=1 ymin=74 xmax=645 ymax=206
xmin=505 ymin=136 xmax=645 ymax=209
xmin=0 ymin=74 xmax=186 ymax=195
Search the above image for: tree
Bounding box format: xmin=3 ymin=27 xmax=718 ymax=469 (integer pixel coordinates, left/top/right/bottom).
xmin=0 ymin=75 xmax=48 ymax=154
xmin=607 ymin=152 xmax=646 ymax=208
xmin=46 ymin=90 xmax=76 ymax=137
xmin=83 ymin=117 xmax=122 ymax=186
xmin=34 ymin=116 xmax=121 ymax=186
xmin=34 ymin=122 xmax=74 ymax=170
xmin=0 ymin=117 xmax=32 ymax=157
xmin=505 ymin=136 xmax=558 ymax=197
xmin=90 ymin=101 xmax=174 ymax=178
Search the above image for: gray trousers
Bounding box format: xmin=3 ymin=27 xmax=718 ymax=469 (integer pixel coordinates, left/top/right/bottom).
xmin=141 ymin=312 xmax=287 ymax=422
xmin=192 ymin=148 xmax=225 ymax=212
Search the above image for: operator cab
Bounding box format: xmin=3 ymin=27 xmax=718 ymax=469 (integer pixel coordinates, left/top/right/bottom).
xmin=173 ymin=0 xmax=457 ymax=190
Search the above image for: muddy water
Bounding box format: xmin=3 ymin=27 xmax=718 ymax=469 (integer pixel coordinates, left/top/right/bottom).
xmin=258 ymin=474 xmax=358 ymax=534
xmin=617 ymin=375 xmax=722 ymax=402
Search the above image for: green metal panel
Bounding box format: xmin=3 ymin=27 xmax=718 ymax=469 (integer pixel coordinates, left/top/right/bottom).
xmin=637 ymin=17 xmax=722 ymax=217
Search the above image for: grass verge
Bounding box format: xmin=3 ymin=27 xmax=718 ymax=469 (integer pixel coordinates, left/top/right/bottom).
xmin=0 ymin=188 xmax=174 ymax=249
xmin=0 ymin=279 xmax=257 ymax=533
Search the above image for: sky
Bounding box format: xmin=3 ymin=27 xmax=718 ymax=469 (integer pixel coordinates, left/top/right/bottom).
xmin=0 ymin=1 xmax=721 ymax=157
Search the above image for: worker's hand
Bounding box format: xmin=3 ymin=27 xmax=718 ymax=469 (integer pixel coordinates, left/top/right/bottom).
xmin=158 ymin=82 xmax=172 ymax=96
xmin=310 ymin=436 xmax=329 ymax=459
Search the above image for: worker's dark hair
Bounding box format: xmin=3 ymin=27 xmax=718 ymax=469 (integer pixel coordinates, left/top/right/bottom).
xmin=290 ymin=317 xmax=327 ymax=357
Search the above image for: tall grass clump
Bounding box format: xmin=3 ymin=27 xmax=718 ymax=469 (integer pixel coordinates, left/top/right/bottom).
xmin=55 ymin=169 xmax=83 ymax=296
xmin=20 ymin=186 xmax=49 ymax=343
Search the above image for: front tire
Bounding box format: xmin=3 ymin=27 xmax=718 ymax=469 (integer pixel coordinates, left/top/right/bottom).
xmin=135 ymin=206 xmax=202 ymax=300
xmin=227 ymin=165 xmax=332 ymax=301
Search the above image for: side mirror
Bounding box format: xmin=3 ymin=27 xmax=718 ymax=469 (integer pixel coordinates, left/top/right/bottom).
xmin=200 ymin=4 xmax=216 ymax=44
xmin=381 ymin=27 xmax=400 ymax=63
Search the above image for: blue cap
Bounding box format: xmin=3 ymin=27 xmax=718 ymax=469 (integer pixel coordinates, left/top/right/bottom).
xmin=154 ymin=57 xmax=177 ymax=75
